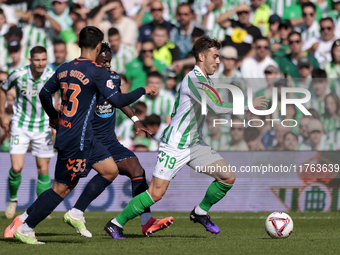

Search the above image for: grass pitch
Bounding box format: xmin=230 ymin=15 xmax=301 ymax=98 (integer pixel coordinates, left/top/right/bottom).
xmin=1 ymin=211 xmax=339 ymax=255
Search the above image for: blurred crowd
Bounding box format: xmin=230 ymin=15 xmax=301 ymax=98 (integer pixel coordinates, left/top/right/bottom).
xmin=1 ymin=0 xmax=340 ymax=152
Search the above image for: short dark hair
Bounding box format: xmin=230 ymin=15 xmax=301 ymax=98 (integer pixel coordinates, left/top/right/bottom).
xmin=331 ymin=39 xmax=340 ymax=63
xmin=99 ymin=42 xmax=111 ymax=55
xmin=311 ymin=68 xmax=327 ymax=79
xmin=254 ymin=36 xmax=269 ymax=44
xmin=153 ymin=24 xmax=168 ymax=34
xmin=74 ymin=18 xmax=87 ymax=28
xmin=176 ymin=3 xmax=194 ymax=14
xmin=147 ymin=71 xmax=162 ymax=80
xmin=145 ymin=114 xmax=161 ymax=126
xmin=53 ymin=39 xmax=66 ymax=47
xmin=320 ymin=17 xmax=334 ymax=26
xmin=79 ymin=26 xmax=104 ymax=49
xmin=142 ymin=39 xmax=154 ymax=45
xmin=133 ymin=101 xmax=147 ymax=114
xmin=288 ymin=31 xmax=301 ymax=40
xmin=284 ymin=131 xmax=298 ymax=142
xmin=192 ymin=35 xmax=221 ymax=62
xmin=244 ymin=127 xmax=260 ymax=142
xmin=0 ymin=8 xmax=4 ymax=16
xmin=30 ymin=46 xmax=47 ymax=58
xmin=34 ymin=5 xmax=46 ymax=11
xmin=302 ymin=2 xmax=316 ymax=12
xmin=108 ymin=27 xmax=120 ymax=37
xmin=191 ymin=27 xmax=205 ymax=38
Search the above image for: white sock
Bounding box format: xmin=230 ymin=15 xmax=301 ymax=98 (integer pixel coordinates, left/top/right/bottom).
xmin=18 ymin=223 xmax=33 ymax=234
xmin=195 ymin=205 xmax=207 ymax=215
xmin=111 ymin=218 xmax=123 ymax=228
xmin=70 ymin=208 xmax=84 ymax=219
xmin=19 ymin=211 xmax=29 ymax=222
xmin=9 ymin=198 xmax=18 ymax=202
xmin=140 ymin=212 xmax=152 ymax=226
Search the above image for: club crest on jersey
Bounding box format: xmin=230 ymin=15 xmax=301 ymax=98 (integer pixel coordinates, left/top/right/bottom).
xmin=106 ymin=80 xmax=115 ymax=89
xmin=95 ymin=101 xmax=114 ymax=118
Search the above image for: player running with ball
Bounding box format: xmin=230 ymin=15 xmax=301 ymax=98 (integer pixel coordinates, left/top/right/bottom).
xmin=104 ymin=35 xmax=269 ymax=239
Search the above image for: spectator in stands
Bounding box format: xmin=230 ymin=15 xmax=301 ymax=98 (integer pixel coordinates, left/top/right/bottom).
xmin=282 ymin=0 xmax=322 ymax=27
xmin=48 ymin=40 xmax=67 ymax=71
xmin=310 ymin=18 xmax=339 ymax=68
xmin=119 ymin=73 xmax=130 ymax=93
xmin=269 ymin=125 xmax=290 ymax=151
xmin=275 ymin=31 xmax=319 ymax=78
xmin=152 ymin=24 xmax=180 ymax=66
xmin=0 ymin=0 xmax=17 ymax=25
xmin=125 ymin=40 xmax=167 ymax=91
xmin=144 ymin=113 xmax=165 ymax=151
xmin=202 ymin=0 xmax=228 ymax=42
xmin=22 ymin=6 xmax=60 ymax=63
xmin=249 ymin=113 xmax=276 ymax=149
xmin=305 ymin=69 xmax=329 ymax=116
xmin=93 ymin=0 xmax=138 ymax=45
xmin=250 ymin=0 xmax=271 ymax=36
xmin=321 ymin=92 xmax=340 ymax=135
xmin=295 ymin=2 xmax=320 ymax=52
xmin=324 ymin=39 xmax=340 ymax=79
xmin=1 ymin=40 xmax=28 ymax=74
xmin=137 ymin=0 xmax=174 ymax=51
xmin=133 ymin=137 xmax=150 ymax=152
xmin=267 ymin=14 xmax=281 ymax=45
xmin=116 ymin=101 xmax=147 ymax=149
xmin=295 ymin=57 xmax=313 ymax=91
xmin=129 ymin=0 xmax=153 ymax=27
xmin=241 ymin=37 xmax=278 ymax=93
xmin=216 ymin=3 xmax=262 ymax=60
xmin=0 ymin=7 xmax=8 ymax=35
xmin=283 ymin=132 xmax=298 ymax=151
xmin=203 ymin=112 xmax=230 ymax=151
xmin=138 ymin=71 xmax=174 ymax=124
xmin=255 ymin=65 xmax=280 ymax=102
xmin=169 ymin=3 xmax=200 ymax=59
xmin=108 ymin=27 xmax=137 ymax=74
xmin=297 ymin=116 xmax=312 ymax=148
xmin=66 ymin=18 xmax=86 ymax=61
xmin=334 ymin=0 xmax=340 ymax=38
xmin=48 ymin=0 xmax=73 ymax=42
xmin=244 ymin=126 xmax=264 ymax=151
xmin=164 ymin=68 xmax=177 ymax=95
xmin=0 ymin=8 xmax=8 ymax=70
xmin=69 ymin=2 xmax=89 ymax=22
xmin=271 ymin=19 xmax=292 ymax=58
xmin=226 ymin=116 xmax=248 ymax=151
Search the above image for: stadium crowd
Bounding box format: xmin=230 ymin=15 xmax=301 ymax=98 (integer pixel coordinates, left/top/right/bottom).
xmin=1 ymin=0 xmax=340 ymax=152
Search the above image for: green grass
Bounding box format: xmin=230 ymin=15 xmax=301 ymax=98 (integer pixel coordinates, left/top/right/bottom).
xmin=1 ymin=212 xmax=340 ymax=255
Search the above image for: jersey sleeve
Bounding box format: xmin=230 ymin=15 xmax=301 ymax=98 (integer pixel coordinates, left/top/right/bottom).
xmin=187 ymin=74 xmax=248 ymax=115
xmin=1 ymin=72 xmax=19 ymax=91
xmin=94 ymin=67 xmax=146 ymax=109
xmin=39 ymin=71 xmax=59 ymax=119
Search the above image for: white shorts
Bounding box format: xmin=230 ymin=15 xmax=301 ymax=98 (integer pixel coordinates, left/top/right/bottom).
xmin=153 ymin=141 xmax=224 ymax=181
xmin=10 ymin=125 xmax=55 ymax=158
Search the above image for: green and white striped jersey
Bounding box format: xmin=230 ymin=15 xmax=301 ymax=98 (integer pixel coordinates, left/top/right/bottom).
xmin=111 ymin=44 xmax=137 ymax=74
xmin=160 ymin=65 xmax=247 ymax=149
xmin=116 ymin=118 xmax=134 ymax=140
xmin=267 ymin=0 xmax=297 ymax=17
xmin=296 ymin=134 xmax=335 ymax=151
xmin=203 ymin=132 xmax=231 ymax=151
xmin=139 ymin=89 xmax=175 ymax=122
xmin=205 ymin=7 xmax=228 ymax=41
xmin=1 ymin=65 xmax=54 ymax=132
xmin=321 ymin=116 xmax=340 ymax=135
xmin=21 ymin=25 xmax=54 ymax=63
xmin=162 ymin=0 xmax=189 ymax=25
xmin=1 ymin=59 xmax=30 ymax=75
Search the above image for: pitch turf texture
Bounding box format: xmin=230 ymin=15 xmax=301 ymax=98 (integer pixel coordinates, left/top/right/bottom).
xmin=1 ymin=212 xmax=339 ymax=255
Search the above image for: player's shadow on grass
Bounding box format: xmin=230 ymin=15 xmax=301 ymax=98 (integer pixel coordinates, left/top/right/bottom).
xmin=122 ymin=234 xmax=206 ymax=239
xmin=37 ymin=232 xmax=76 ymax=236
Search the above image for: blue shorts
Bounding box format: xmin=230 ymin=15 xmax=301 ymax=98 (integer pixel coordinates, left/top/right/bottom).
xmin=87 ymin=140 xmax=136 ymax=167
xmin=55 ymin=139 xmax=112 ymax=185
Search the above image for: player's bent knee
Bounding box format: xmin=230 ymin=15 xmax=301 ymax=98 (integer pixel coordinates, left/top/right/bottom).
xmin=10 ymin=167 xmax=23 ymax=175
xmin=219 ymin=177 xmax=236 ymax=185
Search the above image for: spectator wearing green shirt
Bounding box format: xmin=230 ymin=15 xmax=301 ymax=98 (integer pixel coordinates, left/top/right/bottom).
xmin=282 ymin=0 xmax=322 ymax=27
xmin=271 ymin=19 xmax=292 ymax=58
xmin=274 ymin=31 xmax=319 ymax=78
xmin=126 ymin=39 xmax=167 ymax=91
xmin=321 ymin=92 xmax=340 ymax=135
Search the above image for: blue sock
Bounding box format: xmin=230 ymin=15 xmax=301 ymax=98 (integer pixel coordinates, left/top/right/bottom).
xmin=131 ymin=174 xmax=151 ymax=225
xmin=74 ymin=174 xmax=112 ymax=212
xmin=25 ymin=189 xmax=63 ymax=228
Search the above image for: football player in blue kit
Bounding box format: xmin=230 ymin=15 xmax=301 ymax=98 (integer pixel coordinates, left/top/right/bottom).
xmin=7 ymin=26 xmax=156 ymax=244
xmin=64 ymin=43 xmax=174 ymax=239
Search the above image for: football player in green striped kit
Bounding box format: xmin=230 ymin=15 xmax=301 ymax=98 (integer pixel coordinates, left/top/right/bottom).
xmin=0 ymin=46 xmax=55 ymax=222
xmin=104 ymin=35 xmax=268 ymax=238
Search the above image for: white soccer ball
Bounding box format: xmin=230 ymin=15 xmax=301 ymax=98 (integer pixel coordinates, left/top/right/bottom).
xmin=265 ymin=212 xmax=293 ymax=238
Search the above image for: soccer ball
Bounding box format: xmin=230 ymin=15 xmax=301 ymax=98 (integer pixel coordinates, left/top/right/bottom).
xmin=265 ymin=212 xmax=293 ymax=238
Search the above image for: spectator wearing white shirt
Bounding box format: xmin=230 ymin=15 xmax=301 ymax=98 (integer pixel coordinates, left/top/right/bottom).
xmin=0 ymin=8 xmax=9 ymax=70
xmin=309 ymin=18 xmax=339 ymax=68
xmin=92 ymin=0 xmax=138 ymax=45
xmin=0 ymin=0 xmax=17 ymax=25
xmin=334 ymin=0 xmax=340 ymax=38
xmin=1 ymin=40 xmax=29 ymax=74
xmin=241 ymin=36 xmax=278 ymax=93
xmin=48 ymin=0 xmax=73 ymax=42
xmin=296 ymin=2 xmax=320 ymax=51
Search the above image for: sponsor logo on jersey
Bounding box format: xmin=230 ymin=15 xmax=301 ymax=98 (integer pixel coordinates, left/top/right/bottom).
xmin=95 ymin=101 xmax=114 ymax=118
xmin=106 ymin=80 xmax=115 ymax=89
xmin=21 ymin=89 xmax=39 ymax=97
xmin=110 ymin=75 xmax=120 ymax=80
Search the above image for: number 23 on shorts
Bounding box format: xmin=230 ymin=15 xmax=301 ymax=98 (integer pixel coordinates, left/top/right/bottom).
xmin=158 ymin=151 xmax=176 ymax=169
